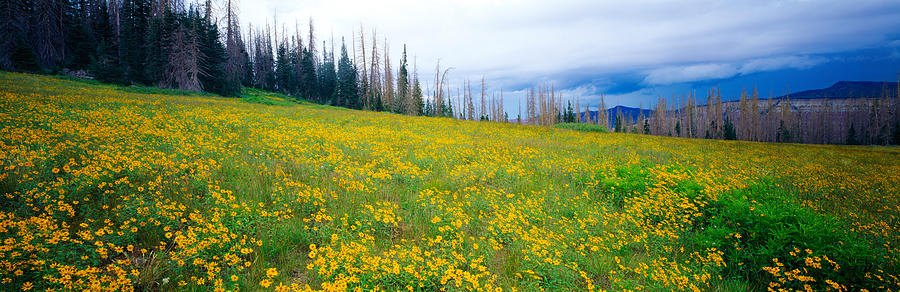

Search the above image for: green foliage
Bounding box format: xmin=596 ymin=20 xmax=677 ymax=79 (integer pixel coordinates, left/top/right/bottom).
xmin=240 ymin=88 xmax=298 ymax=106
xmin=144 ymin=11 xmax=177 ymax=84
xmin=643 ymin=119 xmax=651 ymax=135
xmin=121 ymin=0 xmax=150 ymax=84
xmin=396 ymin=45 xmax=410 ymax=113
xmin=196 ymin=14 xmax=240 ymax=97
xmin=847 ymin=124 xmax=858 ymax=145
xmin=318 ymin=47 xmax=337 ymax=105
xmin=675 ymin=120 xmax=682 ymax=136
xmin=275 ymin=42 xmax=297 ymax=95
xmin=553 ymin=123 xmax=609 ymax=133
xmin=413 ymin=78 xmax=424 ymax=116
xmin=686 ymin=179 xmax=897 ymax=290
xmin=90 ymin=1 xmax=124 ymax=84
xmin=334 ymin=40 xmax=359 ymax=109
xmin=723 ymin=117 xmax=736 ymax=140
xmin=11 ymin=37 xmax=39 ymax=72
xmin=298 ymin=49 xmax=318 ymax=100
xmin=777 ymin=120 xmax=793 ymax=143
xmin=614 ymin=115 xmax=623 ymax=132
xmin=563 ymin=101 xmax=576 ymax=123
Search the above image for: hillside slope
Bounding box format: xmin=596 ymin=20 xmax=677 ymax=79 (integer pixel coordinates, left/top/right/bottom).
xmin=1 ymin=71 xmax=899 ymax=291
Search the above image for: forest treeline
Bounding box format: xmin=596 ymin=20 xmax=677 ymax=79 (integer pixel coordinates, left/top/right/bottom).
xmin=2 ymin=0 xmax=899 ymax=145
xmin=557 ymin=87 xmax=900 ymax=145
xmin=0 ymin=0 xmax=497 ymax=118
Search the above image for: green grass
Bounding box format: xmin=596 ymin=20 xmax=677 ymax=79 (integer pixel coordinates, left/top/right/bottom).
xmin=553 ymin=122 xmax=609 ymax=133
xmin=240 ymin=87 xmax=301 ymax=106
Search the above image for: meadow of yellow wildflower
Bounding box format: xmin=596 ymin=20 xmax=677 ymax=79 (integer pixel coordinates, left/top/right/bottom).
xmin=1 ymin=71 xmax=898 ymax=291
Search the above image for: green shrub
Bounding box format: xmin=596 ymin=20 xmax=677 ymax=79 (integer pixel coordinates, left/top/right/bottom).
xmin=686 ymin=179 xmax=897 ymax=290
xmin=553 ymin=123 xmax=608 ymax=133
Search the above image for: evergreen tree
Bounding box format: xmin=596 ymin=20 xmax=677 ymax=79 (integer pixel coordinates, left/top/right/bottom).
xmin=893 ymin=120 xmax=900 ymax=145
xmin=90 ymin=1 xmax=123 ymax=83
xmin=0 ymin=0 xmax=29 ymax=70
xmin=675 ymin=121 xmax=681 ymax=137
xmin=274 ymin=41 xmax=296 ymax=94
xmin=65 ymin=5 xmax=95 ymax=71
xmin=643 ymin=119 xmax=650 ymax=134
xmin=413 ymin=77 xmax=424 ymax=116
xmin=445 ymin=99 xmax=453 ymax=118
xmin=10 ymin=37 xmax=39 ymax=72
xmin=396 ymin=45 xmax=410 ymax=114
xmin=298 ymin=48 xmax=318 ymax=100
xmin=121 ymin=0 xmax=151 ymax=84
xmin=144 ymin=11 xmax=176 ymax=84
xmin=723 ymin=117 xmax=736 ymax=140
xmin=614 ymin=115 xmax=622 ymax=132
xmin=196 ymin=13 xmax=238 ymax=96
xmin=334 ymin=39 xmax=359 ymax=108
xmin=777 ymin=120 xmax=793 ymax=143
xmin=318 ymin=42 xmax=336 ymax=104
xmin=847 ymin=124 xmax=858 ymax=145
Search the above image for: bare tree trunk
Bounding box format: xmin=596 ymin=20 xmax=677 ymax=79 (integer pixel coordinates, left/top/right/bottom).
xmin=383 ymin=40 xmax=393 ymax=110
xmin=480 ymin=77 xmax=486 ymax=120
xmin=33 ymin=0 xmax=66 ymax=68
xmin=164 ymin=27 xmax=201 ymax=91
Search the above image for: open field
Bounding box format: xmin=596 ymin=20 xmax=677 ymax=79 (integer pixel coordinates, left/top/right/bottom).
xmin=1 ymin=71 xmax=899 ymax=291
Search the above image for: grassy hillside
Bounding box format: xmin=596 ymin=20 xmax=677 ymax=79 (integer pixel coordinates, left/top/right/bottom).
xmin=1 ymin=71 xmax=898 ymax=291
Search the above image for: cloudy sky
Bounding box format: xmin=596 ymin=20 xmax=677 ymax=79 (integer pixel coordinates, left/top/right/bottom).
xmin=236 ymin=0 xmax=900 ymax=114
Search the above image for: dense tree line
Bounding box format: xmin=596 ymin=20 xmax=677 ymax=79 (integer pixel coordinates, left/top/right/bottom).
xmin=0 ymin=0 xmax=421 ymax=113
xmin=567 ymin=85 xmax=900 ymax=145
xmin=1 ymin=0 xmax=241 ymax=96
xmin=0 ymin=0 xmax=579 ymax=123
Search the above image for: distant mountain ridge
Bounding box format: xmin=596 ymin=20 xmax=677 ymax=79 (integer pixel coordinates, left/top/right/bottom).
xmin=776 ymin=81 xmax=899 ymax=100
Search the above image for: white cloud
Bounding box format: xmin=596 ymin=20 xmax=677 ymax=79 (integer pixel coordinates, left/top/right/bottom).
xmin=641 ymin=55 xmax=828 ymax=86
xmin=643 ymin=63 xmax=738 ymax=85
xmin=739 ymin=56 xmax=826 ymax=74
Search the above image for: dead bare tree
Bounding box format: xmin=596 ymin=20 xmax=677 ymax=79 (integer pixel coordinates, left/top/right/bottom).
xmin=33 ymin=0 xmax=66 ymax=68
xmin=480 ymin=77 xmax=486 ymax=120
xmin=358 ymin=24 xmax=368 ymax=108
xmin=163 ymin=26 xmax=201 ymax=91
xmin=383 ymin=39 xmax=393 ymax=110
xmin=368 ymin=29 xmax=381 ymax=109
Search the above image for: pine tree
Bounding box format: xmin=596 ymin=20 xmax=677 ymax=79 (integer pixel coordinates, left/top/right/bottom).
xmin=65 ymin=1 xmax=95 ymax=71
xmin=318 ymin=40 xmax=336 ymax=104
xmin=334 ymin=38 xmax=359 ymax=108
xmin=0 ymin=0 xmax=29 ymax=70
xmin=643 ymin=119 xmax=650 ymax=134
xmin=121 ymin=0 xmax=151 ymax=84
xmin=396 ymin=44 xmax=410 ymax=114
xmin=723 ymin=117 xmax=736 ymax=140
xmin=892 ymin=120 xmax=900 ymax=145
xmin=847 ymin=124 xmax=858 ymax=145
xmin=196 ymin=13 xmax=237 ymax=96
xmin=145 ymin=10 xmax=176 ymax=84
xmin=298 ymin=48 xmax=318 ymax=100
xmin=614 ymin=115 xmax=622 ymax=133
xmin=10 ymin=36 xmax=39 ymax=72
xmin=412 ymin=75 xmax=424 ymax=116
xmin=675 ymin=120 xmax=681 ymax=137
xmin=275 ymin=41 xmax=296 ymax=94
xmin=90 ymin=0 xmax=123 ymax=83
